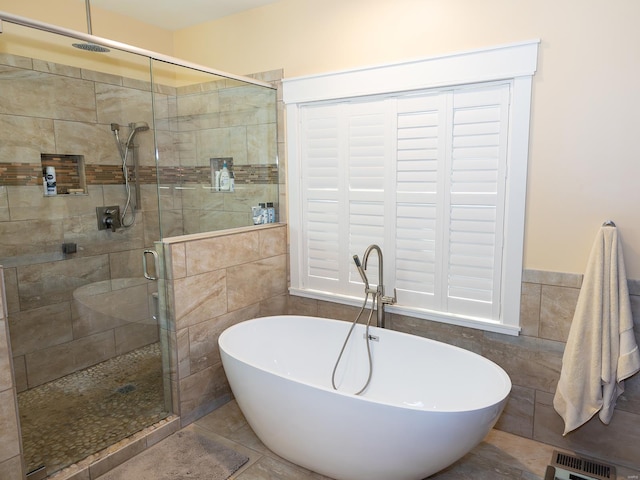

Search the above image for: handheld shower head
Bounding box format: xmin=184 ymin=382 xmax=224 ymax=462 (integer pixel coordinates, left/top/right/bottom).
xmin=129 ymin=122 xmax=149 ymax=133
xmin=353 ymin=255 xmax=369 ymax=288
xmin=125 ymin=122 xmax=150 ymax=147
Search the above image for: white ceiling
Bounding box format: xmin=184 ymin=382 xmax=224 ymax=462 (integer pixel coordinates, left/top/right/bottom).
xmin=90 ymin=0 xmax=280 ymax=31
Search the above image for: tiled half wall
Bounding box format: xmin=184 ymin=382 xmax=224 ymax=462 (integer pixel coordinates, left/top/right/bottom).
xmin=158 ymin=223 xmax=288 ymax=427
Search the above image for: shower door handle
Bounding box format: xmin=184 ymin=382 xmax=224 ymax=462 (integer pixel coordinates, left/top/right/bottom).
xmin=142 ymin=249 xmax=159 ymax=281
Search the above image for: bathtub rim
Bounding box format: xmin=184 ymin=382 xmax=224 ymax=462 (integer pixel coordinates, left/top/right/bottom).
xmin=219 ymin=314 xmax=512 ymax=413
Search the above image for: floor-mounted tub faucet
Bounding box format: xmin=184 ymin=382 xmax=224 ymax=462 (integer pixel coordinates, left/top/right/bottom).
xmin=353 ymin=244 xmax=397 ymax=328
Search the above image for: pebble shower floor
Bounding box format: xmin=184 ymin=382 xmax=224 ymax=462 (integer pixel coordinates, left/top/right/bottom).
xmin=17 ymin=343 xmax=170 ymax=475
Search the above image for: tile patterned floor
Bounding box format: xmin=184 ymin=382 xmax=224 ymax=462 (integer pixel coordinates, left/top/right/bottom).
xmin=102 ymin=399 xmax=640 ymax=480
xmin=18 ymin=343 xmax=170 ymax=476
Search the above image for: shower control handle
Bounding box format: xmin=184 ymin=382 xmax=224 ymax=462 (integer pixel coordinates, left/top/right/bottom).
xmin=96 ymin=206 xmax=121 ymax=232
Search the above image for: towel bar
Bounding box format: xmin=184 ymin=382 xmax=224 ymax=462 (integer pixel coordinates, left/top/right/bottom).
xmin=602 ymin=220 xmax=616 ymax=227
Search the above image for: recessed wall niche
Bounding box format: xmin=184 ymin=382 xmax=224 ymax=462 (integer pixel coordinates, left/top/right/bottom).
xmin=40 ymin=154 xmax=87 ymax=195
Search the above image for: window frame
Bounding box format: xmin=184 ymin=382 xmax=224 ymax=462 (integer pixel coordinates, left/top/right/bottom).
xmin=284 ymin=40 xmax=539 ymax=335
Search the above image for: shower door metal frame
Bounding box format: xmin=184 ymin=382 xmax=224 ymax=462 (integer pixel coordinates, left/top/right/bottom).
xmin=0 ymin=11 xmax=274 ymax=90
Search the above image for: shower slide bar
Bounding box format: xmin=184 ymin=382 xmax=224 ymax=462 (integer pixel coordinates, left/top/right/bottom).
xmin=0 ymin=11 xmax=274 ymax=89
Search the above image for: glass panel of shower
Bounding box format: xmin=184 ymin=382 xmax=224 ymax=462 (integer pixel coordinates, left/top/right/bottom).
xmin=0 ymin=13 xmax=277 ymax=477
xmin=149 ymin=60 xmax=279 ymax=238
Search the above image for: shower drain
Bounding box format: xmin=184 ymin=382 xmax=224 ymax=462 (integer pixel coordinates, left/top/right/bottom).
xmin=116 ymin=384 xmax=136 ymax=394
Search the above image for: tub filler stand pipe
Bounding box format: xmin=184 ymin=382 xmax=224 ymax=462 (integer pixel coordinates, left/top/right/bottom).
xmin=360 ymin=244 xmax=397 ymax=329
xmin=331 ymin=245 xmax=397 ymax=395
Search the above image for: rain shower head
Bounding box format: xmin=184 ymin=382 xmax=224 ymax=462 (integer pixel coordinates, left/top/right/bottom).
xmin=72 ymin=0 xmax=110 ymax=53
xmin=72 ymin=42 xmax=110 ymax=53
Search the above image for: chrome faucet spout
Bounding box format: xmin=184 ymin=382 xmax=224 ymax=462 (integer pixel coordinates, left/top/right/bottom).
xmin=360 ymin=244 xmax=396 ymax=328
xmin=363 ymin=244 xmax=384 ymax=295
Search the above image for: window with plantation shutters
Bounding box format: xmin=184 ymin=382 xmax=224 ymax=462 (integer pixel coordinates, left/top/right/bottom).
xmin=285 ymin=41 xmax=538 ymax=334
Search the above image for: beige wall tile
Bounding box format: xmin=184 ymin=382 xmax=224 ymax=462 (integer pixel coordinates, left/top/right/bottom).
xmin=114 ymin=323 xmax=159 ymax=355
xmin=54 ymin=119 xmax=119 ymax=166
xmin=176 ymin=328 xmax=191 ymax=380
xmin=0 ymin=187 xmax=8 ymax=223
xmin=188 ymin=303 xmax=260 ymax=375
xmin=494 ymin=385 xmax=535 ymax=438
xmin=0 ymin=388 xmax=21 ymax=461
xmin=1 ymin=268 xmax=19 ymax=315
xmin=285 ymin=295 xmax=319 ymax=317
xmin=8 ymin=302 xmax=73 ymax=356
xmin=25 ymin=331 xmax=116 ymax=387
xmin=534 ymin=391 xmax=640 ymax=470
xmin=11 ymin=356 xmax=27 ymax=393
xmin=0 ymin=320 xmax=12 ymax=391
xmin=391 ymin=313 xmax=484 ymax=354
xmin=185 ymin=231 xmax=260 ymax=275
xmin=316 ymin=300 xmax=362 ymax=322
xmin=0 ymin=455 xmax=24 ymax=480
xmin=169 ymin=244 xmax=187 ymax=280
xmin=0 ymin=67 xmax=96 ymax=122
xmin=17 ymin=254 xmax=110 ymax=309
xmin=519 ymin=282 xmax=541 ymax=337
xmin=259 ymin=225 xmax=287 ymax=257
xmin=0 ymin=214 xmax=64 ymax=257
xmin=0 ymin=114 xmax=55 ymax=164
xmin=173 ymin=270 xmax=227 ymax=330
xmin=33 ymin=58 xmax=82 ymax=78
xmin=226 ymin=255 xmax=287 ymax=312
xmin=178 ymin=363 xmax=230 ymax=426
xmin=482 ymin=332 xmax=564 ymax=394
xmin=259 ymin=293 xmax=289 ymax=317
xmin=539 ymin=285 xmax=580 ymax=342
xmin=194 ymin=210 xmax=252 ymax=234
xmin=109 ymin=249 xmax=149 ymax=279
xmin=522 ymin=269 xmax=583 ymax=288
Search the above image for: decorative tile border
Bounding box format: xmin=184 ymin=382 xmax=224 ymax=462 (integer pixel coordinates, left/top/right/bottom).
xmin=1 ymin=162 xmax=278 ymax=187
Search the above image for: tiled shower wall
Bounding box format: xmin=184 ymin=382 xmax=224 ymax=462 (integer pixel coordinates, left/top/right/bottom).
xmin=0 ymin=52 xmax=163 ymax=391
xmin=0 ymin=51 xmax=281 ymax=392
xmin=284 ymin=269 xmax=640 ymax=470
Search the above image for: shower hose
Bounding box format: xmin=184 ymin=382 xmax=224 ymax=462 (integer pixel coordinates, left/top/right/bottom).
xmin=331 ymin=291 xmax=376 ymax=395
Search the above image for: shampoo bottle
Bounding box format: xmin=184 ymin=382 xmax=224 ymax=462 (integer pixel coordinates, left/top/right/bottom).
xmin=219 ymin=161 xmax=230 ymax=191
xmin=44 ymin=166 xmax=57 ymax=196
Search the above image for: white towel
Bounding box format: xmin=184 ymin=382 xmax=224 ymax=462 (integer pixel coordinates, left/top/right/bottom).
xmin=553 ymin=225 xmax=640 ymax=435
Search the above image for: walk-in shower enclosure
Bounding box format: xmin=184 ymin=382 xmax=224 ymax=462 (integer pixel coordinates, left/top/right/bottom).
xmin=0 ymin=11 xmax=278 ymax=477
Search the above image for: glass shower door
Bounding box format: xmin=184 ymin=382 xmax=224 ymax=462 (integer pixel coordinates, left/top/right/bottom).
xmin=0 ymin=20 xmax=171 ymax=476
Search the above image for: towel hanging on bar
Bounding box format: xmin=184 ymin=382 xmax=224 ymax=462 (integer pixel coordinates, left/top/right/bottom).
xmin=553 ymin=224 xmax=640 ymax=435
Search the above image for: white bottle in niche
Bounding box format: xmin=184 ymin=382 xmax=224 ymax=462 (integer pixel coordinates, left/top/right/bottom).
xmin=44 ymin=166 xmax=57 ymax=196
xmin=219 ymin=161 xmax=231 ymax=191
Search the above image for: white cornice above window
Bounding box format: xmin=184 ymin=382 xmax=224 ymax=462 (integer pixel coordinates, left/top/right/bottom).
xmin=283 ymin=39 xmax=540 ymax=104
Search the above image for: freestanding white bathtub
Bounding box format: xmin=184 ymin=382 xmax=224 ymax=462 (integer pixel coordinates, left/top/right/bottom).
xmin=219 ymin=315 xmax=511 ymax=480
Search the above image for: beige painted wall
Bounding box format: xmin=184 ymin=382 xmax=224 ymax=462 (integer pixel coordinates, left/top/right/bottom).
xmin=174 ymin=0 xmax=640 ymax=279
xmin=2 ymin=0 xmax=640 ymax=279
xmin=0 ymin=0 xmax=173 ymax=54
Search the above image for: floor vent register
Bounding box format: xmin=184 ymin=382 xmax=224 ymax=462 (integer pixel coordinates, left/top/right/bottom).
xmin=544 ymin=450 xmax=616 ymax=480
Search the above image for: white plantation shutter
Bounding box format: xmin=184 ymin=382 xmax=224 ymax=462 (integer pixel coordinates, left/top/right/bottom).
xmin=444 ymin=85 xmax=510 ymax=319
xmin=297 ymin=84 xmax=510 ymax=320
xmin=300 ymin=104 xmax=341 ymax=292
xmin=285 ymin=42 xmax=537 ymax=333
